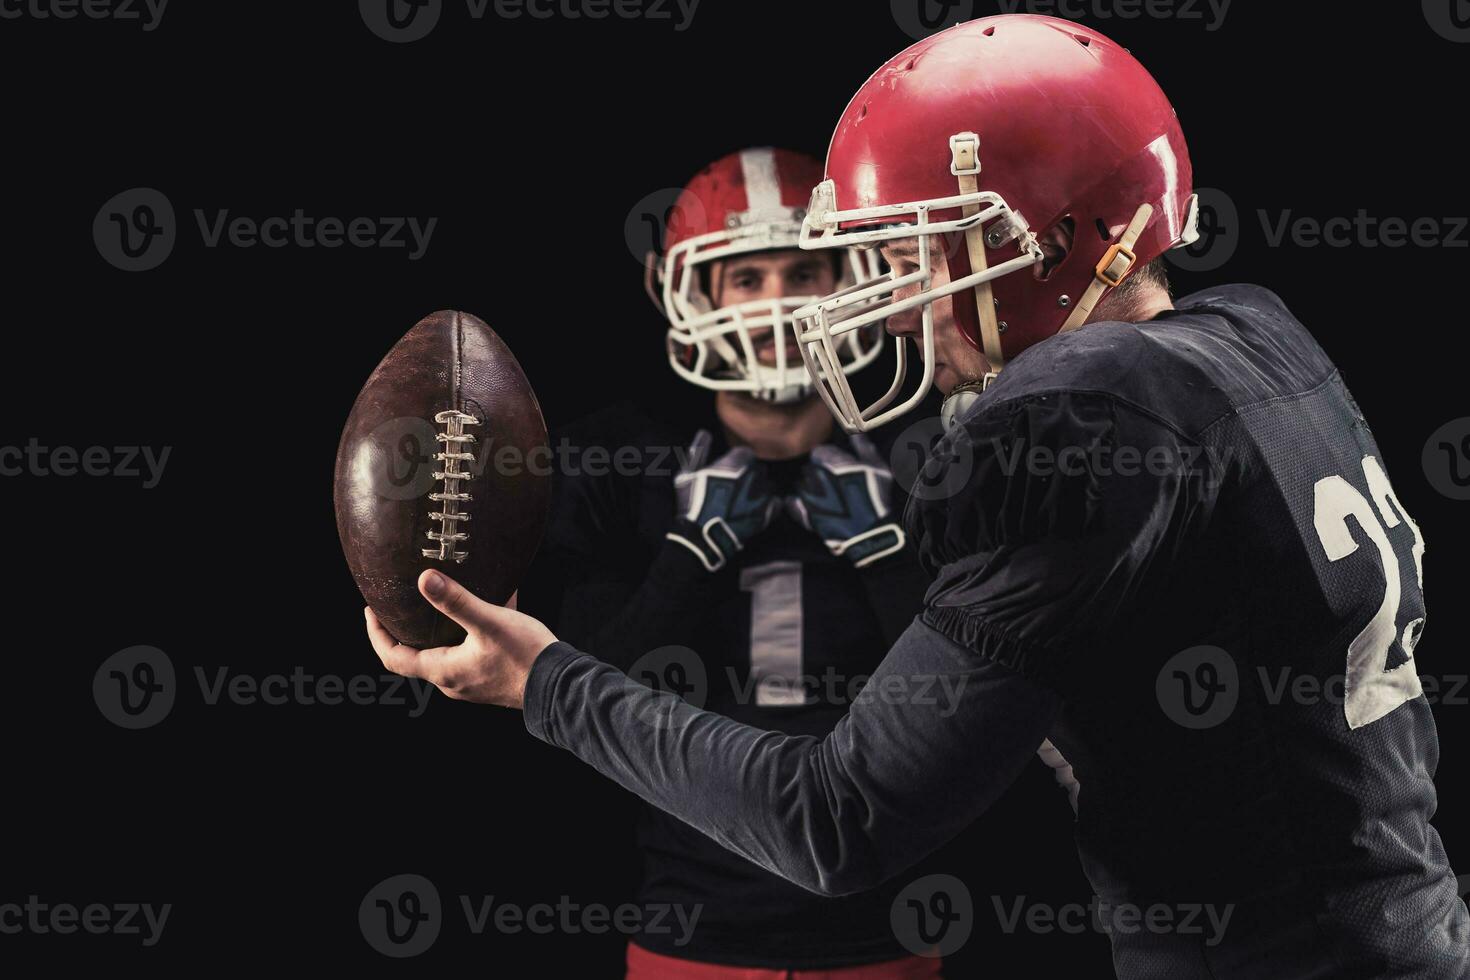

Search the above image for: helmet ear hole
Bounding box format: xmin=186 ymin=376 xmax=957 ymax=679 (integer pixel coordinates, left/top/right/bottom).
xmin=1035 ymin=217 xmax=1076 ymax=283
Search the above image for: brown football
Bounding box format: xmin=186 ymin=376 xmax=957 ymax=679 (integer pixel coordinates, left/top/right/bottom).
xmin=334 ymin=310 xmax=550 ymax=648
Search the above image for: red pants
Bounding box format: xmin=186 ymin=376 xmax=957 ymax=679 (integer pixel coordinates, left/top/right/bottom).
xmin=625 ymin=942 xmax=944 ymax=980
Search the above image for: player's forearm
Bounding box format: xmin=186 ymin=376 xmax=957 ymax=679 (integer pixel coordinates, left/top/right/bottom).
xmin=524 ymin=619 xmax=1061 ymax=897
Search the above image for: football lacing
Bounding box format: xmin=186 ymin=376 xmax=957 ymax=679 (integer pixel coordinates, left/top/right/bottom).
xmin=423 ymin=410 xmax=479 ymax=563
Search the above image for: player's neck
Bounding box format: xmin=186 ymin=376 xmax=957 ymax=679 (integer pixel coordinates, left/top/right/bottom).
xmin=715 ymin=391 xmax=834 ymax=461
xmin=1094 ymin=281 xmax=1175 ymax=324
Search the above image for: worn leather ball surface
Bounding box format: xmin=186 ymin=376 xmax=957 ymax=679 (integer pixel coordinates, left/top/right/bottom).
xmin=334 ymin=310 xmax=550 ymax=648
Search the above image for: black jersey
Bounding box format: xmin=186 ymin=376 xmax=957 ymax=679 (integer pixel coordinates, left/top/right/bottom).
xmin=540 ymin=403 xmax=929 ymax=968
xmin=525 ymin=288 xmax=1466 ymax=979
xmin=911 ymin=284 xmax=1461 ymax=976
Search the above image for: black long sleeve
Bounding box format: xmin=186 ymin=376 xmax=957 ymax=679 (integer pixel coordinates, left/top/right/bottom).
xmin=524 ymin=618 xmax=1060 ymax=897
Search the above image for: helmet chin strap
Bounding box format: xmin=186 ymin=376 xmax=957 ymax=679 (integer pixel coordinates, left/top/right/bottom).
xmin=1060 ymin=203 xmax=1154 ymax=333
xmin=939 ymin=202 xmax=1155 ymax=432
xmin=951 ymin=133 xmax=1007 ymax=373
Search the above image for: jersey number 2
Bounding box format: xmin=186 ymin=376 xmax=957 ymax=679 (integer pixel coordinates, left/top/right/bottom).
xmin=1312 ymin=455 xmax=1427 ymax=730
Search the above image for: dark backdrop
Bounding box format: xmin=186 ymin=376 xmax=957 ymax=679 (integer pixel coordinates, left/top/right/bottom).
xmin=3 ymin=1 xmax=1466 ymax=975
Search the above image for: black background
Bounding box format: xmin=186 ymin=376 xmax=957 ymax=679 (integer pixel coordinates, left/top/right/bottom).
xmin=3 ymin=1 xmax=1467 ymax=974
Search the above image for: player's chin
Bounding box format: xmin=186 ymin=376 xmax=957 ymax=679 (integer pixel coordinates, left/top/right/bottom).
xmin=932 ymin=363 xmax=957 ymax=394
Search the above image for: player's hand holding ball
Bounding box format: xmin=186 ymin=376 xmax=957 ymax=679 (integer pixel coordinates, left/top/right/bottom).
xmin=367 ymin=570 xmax=557 ymax=710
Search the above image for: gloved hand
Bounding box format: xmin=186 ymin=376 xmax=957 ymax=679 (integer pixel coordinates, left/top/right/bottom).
xmin=787 ymin=435 xmax=907 ymax=568
xmin=666 ymin=430 xmax=780 ymax=572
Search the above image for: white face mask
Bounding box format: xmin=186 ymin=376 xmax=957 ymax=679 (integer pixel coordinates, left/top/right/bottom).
xmin=648 ymin=215 xmax=887 ymax=404
xmin=792 ymin=174 xmax=1042 ymax=433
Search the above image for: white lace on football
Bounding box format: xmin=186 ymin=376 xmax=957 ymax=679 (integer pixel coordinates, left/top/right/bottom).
xmin=423 ymin=410 xmax=479 ymax=563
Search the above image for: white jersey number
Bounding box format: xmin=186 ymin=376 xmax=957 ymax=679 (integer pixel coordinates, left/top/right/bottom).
xmin=1312 ymin=456 xmax=1427 ymax=729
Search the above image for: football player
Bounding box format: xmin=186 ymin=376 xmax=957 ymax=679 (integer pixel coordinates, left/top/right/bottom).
xmin=370 ymin=15 xmax=1467 ymax=978
xmin=530 ymin=148 xmax=939 ymax=977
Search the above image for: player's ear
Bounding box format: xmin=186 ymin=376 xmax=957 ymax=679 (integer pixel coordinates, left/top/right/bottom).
xmin=1036 ymin=217 xmax=1075 ymax=282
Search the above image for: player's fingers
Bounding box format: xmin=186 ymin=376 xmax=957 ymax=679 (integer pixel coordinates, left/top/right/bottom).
xmin=366 ymin=607 xmax=425 ymax=677
xmin=418 ymin=570 xmax=511 ymax=637
xmin=366 ymin=607 xmax=460 ymax=685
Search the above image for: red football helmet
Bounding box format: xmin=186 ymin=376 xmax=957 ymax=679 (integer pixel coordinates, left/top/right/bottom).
xmin=647 ymin=147 xmax=884 ymax=403
xmin=794 ymin=14 xmax=1200 ymax=431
